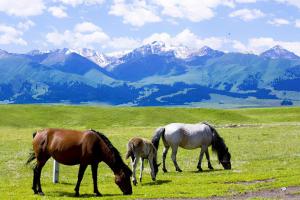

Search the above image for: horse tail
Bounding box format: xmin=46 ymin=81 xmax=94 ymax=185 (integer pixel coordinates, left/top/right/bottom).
xmin=204 ymin=122 xmax=227 ymax=161
xmin=26 ymin=132 xmax=37 ymax=165
xmin=26 ymin=151 xmax=36 ymax=165
xmin=125 ymin=142 xmax=135 ymax=161
xmin=151 ymin=127 xmax=165 ymax=150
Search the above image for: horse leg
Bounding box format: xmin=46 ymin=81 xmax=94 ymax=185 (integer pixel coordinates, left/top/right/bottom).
xmin=162 ymin=146 xmax=169 ymax=173
xmin=74 ymin=164 xmax=88 ymax=197
xmin=205 ymin=150 xmax=214 ymax=170
xmin=197 ymin=147 xmax=206 ymax=172
xmin=171 ymin=146 xmax=182 ymax=172
xmin=35 ymin=158 xmax=49 ymax=195
xmin=131 ymin=156 xmax=138 ymax=186
xmin=91 ymin=163 xmax=102 ymax=196
xmin=32 ymin=165 xmax=38 ymax=194
xmin=139 ymin=158 xmax=144 ymax=183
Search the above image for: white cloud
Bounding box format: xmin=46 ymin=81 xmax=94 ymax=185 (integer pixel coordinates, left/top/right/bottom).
xmin=143 ymin=32 xmax=172 ymax=45
xmin=141 ymin=29 xmax=300 ymax=57
xmin=235 ymin=0 xmax=257 ymax=3
xmin=108 ymin=0 xmax=265 ymax=26
xmin=143 ymin=29 xmax=226 ymax=50
xmin=46 ymin=22 xmax=110 ymax=49
xmin=230 ymin=37 xmax=300 ymax=56
xmin=46 ymin=31 xmax=69 ymax=46
xmin=152 ymin=0 xmax=234 ymax=22
xmin=276 ymin=0 xmax=300 ymax=9
xmin=229 ymin=9 xmax=265 ymax=21
xmin=295 ymin=19 xmax=300 ymax=28
xmin=46 ymin=23 xmax=141 ymax=51
xmin=108 ymin=37 xmax=141 ymax=50
xmin=55 ymin=0 xmax=105 ymax=7
xmin=45 ymin=25 xmax=300 ymax=57
xmin=74 ymin=22 xmax=101 ymax=32
xmin=109 ymin=0 xmax=161 ymax=27
xmin=17 ymin=20 xmax=35 ymax=31
xmin=0 ymin=24 xmax=27 ymax=46
xmin=0 ymin=0 xmax=45 ymax=17
xmin=268 ymin=18 xmax=290 ymax=26
xmin=48 ymin=6 xmax=68 ymax=18
xmin=46 ymin=22 xmax=110 ymax=48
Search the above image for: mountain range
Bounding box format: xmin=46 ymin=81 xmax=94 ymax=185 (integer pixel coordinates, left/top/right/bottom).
xmin=1 ymin=41 xmax=300 ymax=107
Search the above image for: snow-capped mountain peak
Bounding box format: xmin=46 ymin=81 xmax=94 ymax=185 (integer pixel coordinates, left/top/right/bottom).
xmin=134 ymin=41 xmax=171 ymax=55
xmin=171 ymin=45 xmax=195 ymax=59
xmin=27 ymin=49 xmax=51 ymax=55
xmin=260 ymin=45 xmax=299 ymax=59
xmin=75 ymin=48 xmax=112 ymax=67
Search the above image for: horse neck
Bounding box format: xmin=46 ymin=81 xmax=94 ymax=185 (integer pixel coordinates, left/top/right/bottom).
xmin=99 ymin=140 xmax=124 ymax=175
xmin=149 ymin=145 xmax=157 ymax=164
xmin=212 ymin=135 xmax=227 ymax=161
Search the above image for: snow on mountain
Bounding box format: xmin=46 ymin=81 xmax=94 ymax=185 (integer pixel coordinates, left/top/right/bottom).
xmin=193 ymin=46 xmax=224 ymax=57
xmin=128 ymin=41 xmax=223 ymax=59
xmin=27 ymin=49 xmax=51 ymax=55
xmin=27 ymin=48 xmax=118 ymax=68
xmin=75 ymin=48 xmax=112 ymax=67
xmin=260 ymin=45 xmax=299 ymax=59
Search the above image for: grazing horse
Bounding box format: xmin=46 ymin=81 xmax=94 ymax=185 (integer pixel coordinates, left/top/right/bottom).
xmin=152 ymin=122 xmax=231 ymax=172
xmin=26 ymin=128 xmax=132 ymax=196
xmin=125 ymin=137 xmax=160 ymax=185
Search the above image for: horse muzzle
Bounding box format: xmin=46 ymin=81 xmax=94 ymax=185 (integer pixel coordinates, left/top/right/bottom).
xmin=221 ymin=162 xmax=231 ymax=170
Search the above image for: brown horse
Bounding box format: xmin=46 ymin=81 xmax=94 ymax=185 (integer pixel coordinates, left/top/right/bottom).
xmin=26 ymin=128 xmax=132 ymax=196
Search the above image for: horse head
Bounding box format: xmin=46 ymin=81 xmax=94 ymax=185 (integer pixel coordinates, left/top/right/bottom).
xmin=115 ymin=164 xmax=133 ymax=195
xmin=151 ymin=152 xmax=161 ymax=181
xmin=219 ymin=147 xmax=231 ymax=170
xmin=153 ymin=162 xmax=161 ymax=180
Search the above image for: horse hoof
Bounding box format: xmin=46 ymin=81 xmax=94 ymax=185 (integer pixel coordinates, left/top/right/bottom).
xmin=133 ymin=180 xmax=137 ymax=186
xmin=74 ymin=192 xmax=79 ymax=197
xmin=163 ymin=168 xmax=168 ymax=173
xmin=209 ymin=166 xmax=214 ymax=170
xmin=38 ymin=192 xmax=44 ymax=196
xmin=198 ymin=168 xmax=203 ymax=172
xmin=176 ymin=169 xmax=182 ymax=172
xmin=95 ymin=192 xmax=102 ymax=196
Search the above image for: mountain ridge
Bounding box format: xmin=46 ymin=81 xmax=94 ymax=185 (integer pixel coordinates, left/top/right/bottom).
xmin=1 ymin=44 xmax=300 ymax=107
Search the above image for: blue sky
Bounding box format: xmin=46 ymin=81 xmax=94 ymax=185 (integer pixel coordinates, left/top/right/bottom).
xmin=1 ymin=0 xmax=300 ymax=55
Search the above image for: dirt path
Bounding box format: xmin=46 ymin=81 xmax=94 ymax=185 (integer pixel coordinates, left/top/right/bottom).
xmin=144 ymin=186 xmax=300 ymax=200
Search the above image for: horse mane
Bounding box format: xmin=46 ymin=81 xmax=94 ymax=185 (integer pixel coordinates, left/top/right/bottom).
xmin=90 ymin=129 xmax=132 ymax=175
xmin=202 ymin=122 xmax=229 ymax=162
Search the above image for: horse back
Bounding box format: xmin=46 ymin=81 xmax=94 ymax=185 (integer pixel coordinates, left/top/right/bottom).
xmin=164 ymin=123 xmax=213 ymax=149
xmin=33 ymin=128 xmax=101 ymax=165
xmin=128 ymin=137 xmax=155 ymax=159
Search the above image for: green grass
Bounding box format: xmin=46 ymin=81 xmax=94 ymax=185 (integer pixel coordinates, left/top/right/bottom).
xmin=0 ymin=105 xmax=300 ymax=199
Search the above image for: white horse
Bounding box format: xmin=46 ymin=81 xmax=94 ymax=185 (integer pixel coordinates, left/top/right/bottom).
xmin=125 ymin=137 xmax=160 ymax=185
xmin=152 ymin=122 xmax=231 ymax=172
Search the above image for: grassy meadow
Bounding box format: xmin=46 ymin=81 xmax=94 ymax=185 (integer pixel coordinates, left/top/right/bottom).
xmin=0 ymin=105 xmax=300 ymax=199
